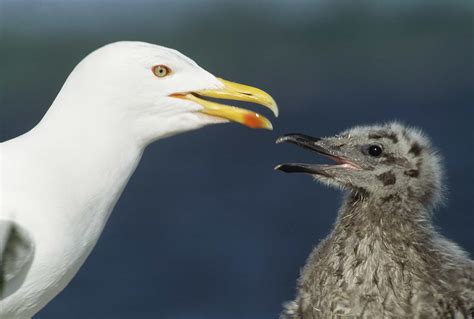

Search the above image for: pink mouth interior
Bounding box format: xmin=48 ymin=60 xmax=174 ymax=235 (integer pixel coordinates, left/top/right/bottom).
xmin=325 ymin=155 xmax=361 ymax=170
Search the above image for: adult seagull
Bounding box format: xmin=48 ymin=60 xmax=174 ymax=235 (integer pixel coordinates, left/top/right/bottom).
xmin=0 ymin=41 xmax=278 ymax=318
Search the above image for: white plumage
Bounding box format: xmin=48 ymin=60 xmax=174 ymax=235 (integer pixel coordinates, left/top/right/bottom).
xmin=0 ymin=41 xmax=277 ymax=318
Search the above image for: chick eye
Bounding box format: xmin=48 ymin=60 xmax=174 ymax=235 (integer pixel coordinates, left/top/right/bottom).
xmin=152 ymin=65 xmax=171 ymax=78
xmin=368 ymin=144 xmax=383 ymax=157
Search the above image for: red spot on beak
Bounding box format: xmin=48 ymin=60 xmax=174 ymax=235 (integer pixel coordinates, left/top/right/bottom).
xmin=243 ymin=113 xmax=265 ymax=129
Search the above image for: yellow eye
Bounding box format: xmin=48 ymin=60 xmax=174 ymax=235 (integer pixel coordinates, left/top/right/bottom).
xmin=152 ymin=65 xmax=171 ymax=78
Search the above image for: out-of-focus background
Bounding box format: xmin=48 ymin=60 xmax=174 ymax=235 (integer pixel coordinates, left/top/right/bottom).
xmin=1 ymin=0 xmax=473 ymax=318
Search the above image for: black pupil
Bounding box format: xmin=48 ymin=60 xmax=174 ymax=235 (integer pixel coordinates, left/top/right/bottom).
xmin=368 ymin=145 xmax=382 ymax=156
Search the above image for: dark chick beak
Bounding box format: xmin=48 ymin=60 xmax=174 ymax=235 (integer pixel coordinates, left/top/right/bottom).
xmin=274 ymin=133 xmax=360 ymax=176
xmin=274 ymin=163 xmax=331 ymax=177
xmin=276 ymin=134 xmax=322 ymax=148
xmin=275 ymin=163 xmax=314 ymax=173
xmin=276 ymin=133 xmax=332 ymax=156
xmin=275 ymin=133 xmax=327 ymax=175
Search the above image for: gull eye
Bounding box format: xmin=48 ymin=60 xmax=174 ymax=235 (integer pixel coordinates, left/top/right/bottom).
xmin=362 ymin=144 xmax=383 ymax=157
xmin=152 ymin=65 xmax=171 ymax=78
xmin=368 ymin=145 xmax=383 ymax=157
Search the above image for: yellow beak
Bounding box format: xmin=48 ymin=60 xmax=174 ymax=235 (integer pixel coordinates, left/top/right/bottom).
xmin=171 ymin=78 xmax=278 ymax=130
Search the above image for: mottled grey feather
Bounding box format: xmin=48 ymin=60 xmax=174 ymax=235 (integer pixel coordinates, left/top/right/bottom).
xmin=0 ymin=220 xmax=35 ymax=299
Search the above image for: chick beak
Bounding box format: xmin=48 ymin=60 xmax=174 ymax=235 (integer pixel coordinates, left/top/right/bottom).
xmin=275 ymin=133 xmax=360 ymax=175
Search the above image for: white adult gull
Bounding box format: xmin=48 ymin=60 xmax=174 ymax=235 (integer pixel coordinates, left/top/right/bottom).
xmin=0 ymin=41 xmax=278 ymax=318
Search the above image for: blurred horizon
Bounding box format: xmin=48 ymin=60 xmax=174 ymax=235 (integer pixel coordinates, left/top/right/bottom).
xmin=1 ymin=1 xmax=473 ymax=318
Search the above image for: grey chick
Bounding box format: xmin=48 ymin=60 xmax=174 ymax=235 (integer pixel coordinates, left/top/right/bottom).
xmin=275 ymin=122 xmax=473 ymax=319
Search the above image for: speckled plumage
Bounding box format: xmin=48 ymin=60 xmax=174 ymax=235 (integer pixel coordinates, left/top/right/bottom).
xmin=277 ymin=123 xmax=473 ymax=318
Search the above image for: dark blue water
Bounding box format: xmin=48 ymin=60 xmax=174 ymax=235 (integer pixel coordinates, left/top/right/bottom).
xmin=1 ymin=1 xmax=473 ymax=318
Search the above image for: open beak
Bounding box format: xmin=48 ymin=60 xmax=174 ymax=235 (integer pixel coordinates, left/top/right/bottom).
xmin=171 ymin=78 xmax=278 ymax=130
xmin=275 ymin=133 xmax=360 ymax=175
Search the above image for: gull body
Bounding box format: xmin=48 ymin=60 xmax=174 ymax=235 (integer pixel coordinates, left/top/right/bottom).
xmin=0 ymin=41 xmax=277 ymax=318
xmin=276 ymin=123 xmax=473 ymax=318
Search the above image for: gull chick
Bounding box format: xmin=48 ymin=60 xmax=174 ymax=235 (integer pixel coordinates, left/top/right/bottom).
xmin=0 ymin=41 xmax=278 ymax=318
xmin=276 ymin=122 xmax=473 ymax=318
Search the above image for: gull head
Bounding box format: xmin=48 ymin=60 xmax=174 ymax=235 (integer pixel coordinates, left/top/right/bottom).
xmin=53 ymin=41 xmax=278 ymax=144
xmin=275 ymin=123 xmax=443 ymax=207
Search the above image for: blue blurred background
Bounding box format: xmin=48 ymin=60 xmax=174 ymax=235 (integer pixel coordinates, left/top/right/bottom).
xmin=1 ymin=0 xmax=473 ymax=318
